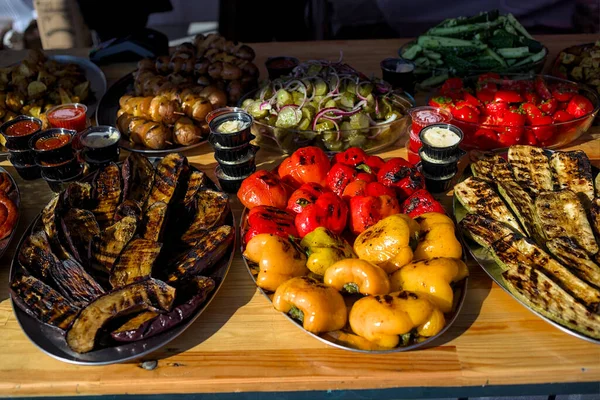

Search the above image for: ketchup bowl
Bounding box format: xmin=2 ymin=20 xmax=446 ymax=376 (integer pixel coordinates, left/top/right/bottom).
xmin=29 ymin=128 xmax=76 ymax=165
xmin=0 ymin=115 xmax=43 ymax=150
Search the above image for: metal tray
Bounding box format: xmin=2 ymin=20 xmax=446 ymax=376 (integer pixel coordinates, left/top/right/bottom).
xmin=239 ymin=207 xmax=468 ymax=353
xmin=453 ymin=153 xmax=600 ymax=344
xmin=96 ymin=73 xmax=207 ymax=155
xmin=0 ymin=167 xmax=20 ymax=260
xmin=9 ymin=164 xmax=236 ymax=365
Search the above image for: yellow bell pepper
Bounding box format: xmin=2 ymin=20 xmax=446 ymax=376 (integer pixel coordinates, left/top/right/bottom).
xmin=413 ymin=212 xmax=462 ymax=260
xmin=390 ymin=257 xmax=469 ymax=313
xmin=323 ymin=258 xmax=391 ymax=295
xmin=353 ymin=214 xmax=419 ymax=274
xmin=300 ymin=227 xmax=356 ymax=276
xmin=243 ymin=234 xmax=309 ymax=292
xmin=273 ymin=276 xmax=347 ymax=333
xmin=349 ymin=291 xmax=445 ymax=348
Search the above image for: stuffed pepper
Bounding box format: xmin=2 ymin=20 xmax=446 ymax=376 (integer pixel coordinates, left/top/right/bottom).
xmin=390 ymin=258 xmax=469 ymax=313
xmin=324 ymin=259 xmax=390 ymax=296
xmin=273 ymin=276 xmax=347 ymax=333
xmin=243 ymin=234 xmax=308 ymax=292
xmin=349 ymin=291 xmax=445 ymax=348
xmin=300 ymin=227 xmax=356 ymax=276
xmin=244 ymin=205 xmax=298 ymax=244
xmin=354 ymin=214 xmax=419 ymax=274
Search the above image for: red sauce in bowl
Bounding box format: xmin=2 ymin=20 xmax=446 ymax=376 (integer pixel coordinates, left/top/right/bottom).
xmin=5 ymin=120 xmax=40 ymax=137
xmin=47 ymin=104 xmax=88 ymax=132
xmin=35 ymin=134 xmax=71 ymax=151
xmin=267 ymin=58 xmax=298 ymax=69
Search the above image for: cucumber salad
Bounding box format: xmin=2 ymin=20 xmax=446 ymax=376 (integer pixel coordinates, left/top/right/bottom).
xmin=241 ymin=59 xmax=413 ymax=152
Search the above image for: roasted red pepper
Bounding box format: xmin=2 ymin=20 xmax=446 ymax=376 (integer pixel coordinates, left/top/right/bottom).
xmin=279 ymin=146 xmax=330 ymax=187
xmin=326 ymin=163 xmax=375 ymax=196
xmin=377 ymin=158 xmax=425 ymax=201
xmin=333 ymin=147 xmax=385 ymax=174
xmin=238 ymin=170 xmax=289 ymax=209
xmin=295 ymin=192 xmax=348 ymax=237
xmin=342 ymin=180 xmax=395 ymax=201
xmin=399 ymin=189 xmax=445 ymax=218
xmin=287 ymin=182 xmax=330 ymax=214
xmin=245 ymin=206 xmax=298 ymax=244
xmin=349 ymin=194 xmax=400 ymax=235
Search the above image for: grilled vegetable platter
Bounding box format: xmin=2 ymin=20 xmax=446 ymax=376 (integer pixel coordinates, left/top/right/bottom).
xmin=238 ymin=146 xmax=468 ymax=352
xmin=454 ymin=144 xmax=600 ymax=343
xmin=400 ymin=10 xmax=547 ymax=88
xmin=0 ymin=168 xmax=20 ymax=260
xmin=8 ymin=152 xmax=236 ymax=364
xmin=551 ymin=41 xmax=600 ymax=94
xmin=97 ymin=33 xmax=258 ymax=153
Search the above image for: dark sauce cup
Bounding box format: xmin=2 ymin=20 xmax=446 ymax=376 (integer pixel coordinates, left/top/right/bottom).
xmin=419 ymin=123 xmax=464 ymax=162
xmin=41 ymin=164 xmax=84 ymax=193
xmin=8 ymin=156 xmax=41 ymax=181
xmin=0 ymin=115 xmax=43 ymax=150
xmin=215 ymin=165 xmax=252 ymax=193
xmin=380 ymin=58 xmax=416 ymax=95
xmin=80 ymin=126 xmax=121 ymax=163
xmin=266 ymin=56 xmax=300 ymax=80
xmin=5 ymin=143 xmax=36 ymax=165
xmin=29 ymin=128 xmax=76 ymax=165
xmin=207 ymin=108 xmax=254 ymax=147
xmin=39 ymin=157 xmax=82 ymax=180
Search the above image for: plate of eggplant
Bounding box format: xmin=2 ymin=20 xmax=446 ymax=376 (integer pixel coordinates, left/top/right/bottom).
xmin=8 ymin=152 xmax=236 ymax=364
xmin=454 ymin=144 xmax=600 ymax=343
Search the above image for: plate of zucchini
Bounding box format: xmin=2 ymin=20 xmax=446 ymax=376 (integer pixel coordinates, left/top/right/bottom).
xmin=400 ymin=10 xmax=548 ymax=88
xmin=454 ymin=144 xmax=600 ymax=343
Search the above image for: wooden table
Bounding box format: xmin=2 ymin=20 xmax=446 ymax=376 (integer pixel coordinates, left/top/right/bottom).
xmin=0 ymin=35 xmax=599 ymax=399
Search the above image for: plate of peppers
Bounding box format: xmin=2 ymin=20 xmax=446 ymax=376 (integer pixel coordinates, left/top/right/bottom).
xmin=237 ymin=146 xmax=469 ymax=352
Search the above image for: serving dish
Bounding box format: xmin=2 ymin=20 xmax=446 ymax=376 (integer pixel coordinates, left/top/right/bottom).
xmin=454 ymin=146 xmax=600 ymax=343
xmin=551 ymin=41 xmax=600 ymax=95
xmin=0 ymin=167 xmax=20 ymax=260
xmin=95 ymin=73 xmax=207 ymax=155
xmin=9 ymin=154 xmax=236 ymax=365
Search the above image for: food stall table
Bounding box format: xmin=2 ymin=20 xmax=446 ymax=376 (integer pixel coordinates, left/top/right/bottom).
xmin=0 ymin=34 xmax=598 ymax=399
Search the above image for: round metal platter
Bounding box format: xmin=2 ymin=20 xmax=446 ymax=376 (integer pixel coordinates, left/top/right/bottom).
xmin=0 ymin=167 xmax=21 ymax=260
xmin=95 ymin=73 xmax=207 ymax=155
xmin=453 ymin=150 xmax=600 ymax=345
xmin=239 ymin=207 xmax=468 ymax=353
xmin=9 ymin=165 xmax=236 ymax=365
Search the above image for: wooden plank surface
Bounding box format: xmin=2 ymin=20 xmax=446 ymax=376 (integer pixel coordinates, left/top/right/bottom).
xmin=0 ymin=34 xmax=599 ymax=398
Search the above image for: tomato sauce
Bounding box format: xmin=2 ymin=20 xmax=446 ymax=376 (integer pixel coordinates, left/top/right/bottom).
xmin=35 ymin=134 xmax=71 ymax=151
xmin=408 ymin=107 xmax=452 ymax=152
xmin=5 ymin=120 xmax=40 ymax=137
xmin=47 ymin=104 xmax=88 ymax=132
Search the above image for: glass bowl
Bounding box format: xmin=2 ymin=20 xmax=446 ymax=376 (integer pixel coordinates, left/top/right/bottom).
xmin=238 ymin=90 xmax=415 ymax=154
xmin=430 ymin=74 xmax=600 ymax=151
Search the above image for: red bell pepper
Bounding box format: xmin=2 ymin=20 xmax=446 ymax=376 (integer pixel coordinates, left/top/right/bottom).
xmin=333 ymin=147 xmax=385 ymax=173
xmin=287 ymin=182 xmax=330 ymax=214
xmin=279 ymin=146 xmax=330 ymax=187
xmin=349 ymin=194 xmax=400 ymax=235
xmin=295 ymin=192 xmax=348 ymax=237
xmin=342 ymin=180 xmax=395 ymax=202
xmin=238 ymin=170 xmax=290 ymax=210
xmin=326 ymin=163 xmax=376 ymax=196
xmin=245 ymin=206 xmax=298 ymax=244
xmin=377 ymin=158 xmax=425 ymax=201
xmin=399 ymin=189 xmax=445 ymax=218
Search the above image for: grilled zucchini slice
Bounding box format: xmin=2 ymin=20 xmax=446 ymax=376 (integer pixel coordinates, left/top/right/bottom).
xmin=550 ymin=150 xmax=594 ymax=202
xmin=590 ymin=198 xmax=600 ymax=240
xmin=534 ymin=190 xmax=599 ymax=255
xmin=454 ymin=177 xmax=524 ymax=234
xmin=595 ymin=172 xmax=600 ymax=198
xmin=508 ymin=145 xmax=553 ymax=194
xmin=546 ymin=236 xmax=600 ymax=290
xmin=471 ymin=153 xmax=506 ymax=182
xmin=459 ymin=213 xmax=515 ymax=248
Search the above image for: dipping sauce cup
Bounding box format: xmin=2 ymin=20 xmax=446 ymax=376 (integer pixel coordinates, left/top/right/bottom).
xmin=47 ymin=103 xmax=88 ymax=149
xmin=207 ymin=107 xmax=253 ymax=147
xmin=80 ymin=126 xmax=121 ymax=163
xmin=29 ymin=128 xmax=76 ymax=165
xmin=0 ymin=115 xmax=43 ymax=150
xmin=380 ymin=58 xmax=416 ymax=95
xmin=408 ymin=106 xmax=452 ymax=153
xmin=419 ymin=123 xmax=464 ymax=162
xmin=266 ymin=56 xmax=300 ymax=80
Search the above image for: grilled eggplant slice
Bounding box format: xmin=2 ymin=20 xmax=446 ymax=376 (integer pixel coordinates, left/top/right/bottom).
xmin=122 ymin=152 xmax=155 ymax=206
xmin=167 ymin=225 xmax=233 ymax=283
xmin=66 ymin=279 xmax=176 ymax=353
xmin=181 ymin=189 xmax=229 ymax=240
xmin=61 ymin=208 xmax=100 ymax=265
xmin=61 ymin=182 xmax=92 ymax=209
xmin=41 ymin=195 xmax=70 ymax=259
xmin=534 ymin=190 xmax=598 ymax=255
xmin=507 ymin=145 xmax=553 ymax=194
xmin=10 ymin=274 xmax=79 ymax=330
xmin=493 ymin=162 xmax=544 ymax=243
xmin=142 ymin=201 xmax=168 ymax=242
xmin=550 ymin=150 xmax=595 ymax=202
xmin=146 ymin=153 xmax=188 ymax=209
xmin=18 ymin=231 xmax=56 ymax=280
xmin=596 ymin=173 xmax=600 ymax=198
xmin=53 ymin=258 xmax=105 ymax=306
xmin=92 ymin=163 xmax=122 ymax=228
xmin=183 ymin=170 xmax=206 ymax=206
xmin=471 ymin=153 xmax=506 ymax=182
xmin=459 ymin=213 xmax=515 ymax=248
xmin=90 ymin=216 xmax=137 ymax=273
xmin=114 ymin=200 xmax=143 ymax=222
xmin=112 ymin=276 xmax=215 ymax=342
xmin=454 ymin=177 xmax=524 ymax=234
xmin=110 ymin=238 xmax=162 ymax=288
xmin=546 ymin=237 xmax=600 ymax=289
xmin=503 ymin=264 xmax=600 ymax=339
xmin=492 ymin=234 xmax=600 ymax=311
xmin=590 ymin=198 xmax=600 ymax=240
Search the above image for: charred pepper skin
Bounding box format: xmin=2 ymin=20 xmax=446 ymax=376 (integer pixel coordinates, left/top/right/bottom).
xmin=377 ymin=158 xmax=425 ymax=201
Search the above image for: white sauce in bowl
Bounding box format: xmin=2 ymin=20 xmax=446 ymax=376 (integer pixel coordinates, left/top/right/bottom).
xmin=82 ymin=129 xmax=120 ymax=148
xmin=217 ymin=119 xmax=248 ymax=134
xmin=422 ymin=126 xmax=460 ymax=148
